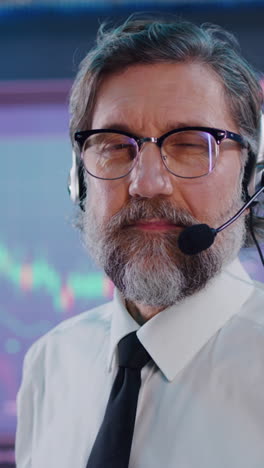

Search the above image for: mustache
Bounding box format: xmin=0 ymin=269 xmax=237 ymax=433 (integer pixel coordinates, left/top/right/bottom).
xmin=103 ymin=197 xmax=200 ymax=231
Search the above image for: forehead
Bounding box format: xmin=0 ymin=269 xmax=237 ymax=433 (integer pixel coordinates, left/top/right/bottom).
xmin=92 ymin=62 xmax=237 ymax=134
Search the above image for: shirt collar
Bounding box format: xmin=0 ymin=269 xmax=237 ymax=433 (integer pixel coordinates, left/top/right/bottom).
xmin=108 ymin=258 xmax=254 ymax=381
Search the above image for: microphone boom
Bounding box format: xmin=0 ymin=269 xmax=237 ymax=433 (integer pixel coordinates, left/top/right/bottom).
xmin=178 ymin=185 xmax=264 ymax=256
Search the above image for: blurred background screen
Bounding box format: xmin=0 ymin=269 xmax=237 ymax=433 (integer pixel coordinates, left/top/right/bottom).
xmin=0 ymin=1 xmax=264 ymax=465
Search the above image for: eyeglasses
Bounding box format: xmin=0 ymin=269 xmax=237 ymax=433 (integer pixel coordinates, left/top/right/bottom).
xmin=74 ymin=126 xmax=246 ymax=180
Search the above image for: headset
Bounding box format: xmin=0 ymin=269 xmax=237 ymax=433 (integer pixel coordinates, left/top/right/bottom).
xmin=68 ymin=118 xmax=264 ymax=212
xmin=68 ymin=126 xmax=264 ymax=264
xmin=68 ymin=117 xmax=264 ymax=263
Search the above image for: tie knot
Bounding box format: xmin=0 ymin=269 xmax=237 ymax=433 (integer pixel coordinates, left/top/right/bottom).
xmin=118 ymin=332 xmax=151 ymax=370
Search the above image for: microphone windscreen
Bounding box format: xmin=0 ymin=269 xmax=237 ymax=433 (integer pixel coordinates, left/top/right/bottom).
xmin=178 ymin=224 xmax=217 ymax=255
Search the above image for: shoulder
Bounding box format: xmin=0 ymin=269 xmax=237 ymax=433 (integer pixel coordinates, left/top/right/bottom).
xmin=239 ymin=279 xmax=264 ymax=325
xmin=22 ymin=300 xmax=114 ymax=375
xmin=225 ymin=258 xmax=264 ymax=324
xmin=220 ymin=280 xmax=264 ymax=365
xmin=208 ymin=281 xmax=264 ymax=390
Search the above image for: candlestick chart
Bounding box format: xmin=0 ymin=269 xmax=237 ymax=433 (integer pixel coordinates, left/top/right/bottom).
xmin=0 ymin=237 xmax=114 ymax=435
xmin=0 ymin=240 xmax=113 ymax=312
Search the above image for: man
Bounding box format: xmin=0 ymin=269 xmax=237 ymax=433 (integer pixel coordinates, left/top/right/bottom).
xmin=16 ymin=16 xmax=264 ymax=468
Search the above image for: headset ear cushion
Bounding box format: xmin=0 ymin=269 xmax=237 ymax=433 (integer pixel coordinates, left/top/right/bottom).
xmin=251 ymin=166 xmax=264 ymax=218
xmin=242 ymin=150 xmax=256 ymax=201
xmin=68 ymin=150 xmax=86 ymax=210
xmin=78 ymin=160 xmax=87 ymax=211
xmin=68 ymin=150 xmax=80 ymax=203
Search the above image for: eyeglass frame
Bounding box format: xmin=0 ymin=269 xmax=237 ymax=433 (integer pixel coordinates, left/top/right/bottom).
xmin=74 ymin=126 xmax=247 ymax=181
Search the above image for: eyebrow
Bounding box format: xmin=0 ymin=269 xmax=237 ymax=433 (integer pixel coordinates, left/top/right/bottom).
xmin=93 ymin=121 xmax=206 ymax=136
xmin=97 ymin=123 xmax=136 ymax=134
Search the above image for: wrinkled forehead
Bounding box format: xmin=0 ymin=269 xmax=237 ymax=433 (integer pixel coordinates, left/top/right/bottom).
xmin=91 ymin=62 xmax=237 ymax=135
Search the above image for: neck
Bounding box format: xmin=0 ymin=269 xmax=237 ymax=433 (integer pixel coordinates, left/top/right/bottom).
xmin=126 ymin=299 xmax=165 ymax=325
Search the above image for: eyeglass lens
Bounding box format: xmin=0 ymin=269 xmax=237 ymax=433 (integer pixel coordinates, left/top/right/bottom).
xmin=81 ymin=130 xmax=218 ymax=179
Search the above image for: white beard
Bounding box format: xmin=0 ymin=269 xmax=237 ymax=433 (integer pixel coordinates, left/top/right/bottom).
xmin=80 ymin=196 xmax=246 ymax=308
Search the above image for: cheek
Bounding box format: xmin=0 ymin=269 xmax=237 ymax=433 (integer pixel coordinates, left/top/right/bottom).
xmin=87 ymin=177 xmax=128 ymax=221
xmin=178 ymin=154 xmax=242 ymax=221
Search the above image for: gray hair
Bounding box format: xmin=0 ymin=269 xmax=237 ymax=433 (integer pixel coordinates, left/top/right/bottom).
xmin=69 ymin=14 xmax=264 ymax=242
xmin=70 ymin=15 xmax=262 ymax=151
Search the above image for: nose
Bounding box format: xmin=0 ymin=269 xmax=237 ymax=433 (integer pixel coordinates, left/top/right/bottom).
xmin=128 ymin=143 xmax=174 ymax=198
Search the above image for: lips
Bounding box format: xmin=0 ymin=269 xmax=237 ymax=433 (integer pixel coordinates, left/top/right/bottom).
xmin=126 ymin=218 xmax=184 ymax=231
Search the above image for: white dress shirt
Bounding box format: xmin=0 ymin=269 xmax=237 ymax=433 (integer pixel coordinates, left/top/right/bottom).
xmin=16 ymin=258 xmax=264 ymax=468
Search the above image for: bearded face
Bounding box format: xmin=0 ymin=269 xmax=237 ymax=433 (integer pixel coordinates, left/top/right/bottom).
xmin=77 ymin=62 xmax=246 ymax=309
xmin=79 ymin=195 xmax=245 ymax=308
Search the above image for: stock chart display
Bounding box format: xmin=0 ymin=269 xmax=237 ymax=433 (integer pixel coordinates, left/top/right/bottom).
xmin=0 ymin=98 xmax=115 ymax=439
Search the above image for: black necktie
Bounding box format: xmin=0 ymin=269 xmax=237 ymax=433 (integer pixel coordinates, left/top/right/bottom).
xmin=86 ymin=331 xmax=151 ymax=468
